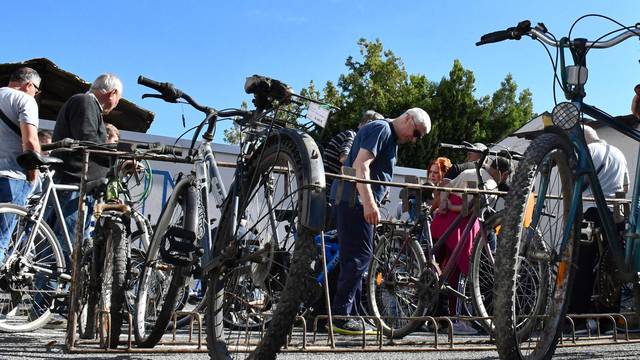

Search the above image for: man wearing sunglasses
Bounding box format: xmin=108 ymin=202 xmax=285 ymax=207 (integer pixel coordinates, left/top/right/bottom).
xmin=0 ymin=67 xmax=42 ymax=264
xmin=328 ymin=107 xmax=431 ymax=335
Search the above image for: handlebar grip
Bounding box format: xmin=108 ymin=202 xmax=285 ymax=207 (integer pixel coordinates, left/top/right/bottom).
xmin=476 ymin=29 xmax=516 ymax=46
xmin=137 ymin=76 xmax=165 ymax=92
xmin=138 ymin=76 xmax=183 ymax=102
xmin=42 ymin=138 xmax=77 ymax=151
xmin=157 ymin=144 xmax=182 ymax=156
xmin=476 ymin=20 xmax=532 ymax=46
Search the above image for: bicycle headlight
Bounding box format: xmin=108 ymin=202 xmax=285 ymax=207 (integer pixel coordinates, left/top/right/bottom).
xmin=551 ymin=102 xmax=580 ymax=130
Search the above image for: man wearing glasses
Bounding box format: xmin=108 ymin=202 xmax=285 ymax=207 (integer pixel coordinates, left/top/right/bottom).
xmin=0 ymin=67 xmax=42 ymax=264
xmin=328 ymin=107 xmax=431 ymax=335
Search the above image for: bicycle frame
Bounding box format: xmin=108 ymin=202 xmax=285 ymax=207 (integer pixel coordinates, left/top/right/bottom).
xmin=21 ymin=166 xmax=78 ymax=273
xmin=533 ymin=31 xmax=640 ymax=280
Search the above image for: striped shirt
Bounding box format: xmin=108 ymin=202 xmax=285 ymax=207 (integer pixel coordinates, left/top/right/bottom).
xmin=323 ymin=129 xmax=356 ymax=176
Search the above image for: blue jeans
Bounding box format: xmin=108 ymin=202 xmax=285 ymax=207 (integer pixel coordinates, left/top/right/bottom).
xmin=0 ymin=177 xmax=33 ymax=265
xmin=45 ymin=190 xmax=95 ymax=269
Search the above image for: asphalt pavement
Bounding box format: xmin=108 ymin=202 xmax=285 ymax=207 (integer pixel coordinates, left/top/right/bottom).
xmin=1 ymin=325 xmax=640 ymax=360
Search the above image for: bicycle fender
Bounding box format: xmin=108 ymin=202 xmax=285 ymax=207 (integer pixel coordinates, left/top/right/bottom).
xmin=268 ymin=128 xmax=326 ymax=232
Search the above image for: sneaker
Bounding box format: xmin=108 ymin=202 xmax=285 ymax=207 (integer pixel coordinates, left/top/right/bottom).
xmin=327 ymin=319 xmax=379 ymax=336
xmin=451 ymin=320 xmax=478 ymax=335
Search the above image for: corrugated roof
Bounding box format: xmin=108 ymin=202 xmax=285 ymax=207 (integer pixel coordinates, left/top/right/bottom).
xmin=0 ymin=58 xmax=154 ymax=132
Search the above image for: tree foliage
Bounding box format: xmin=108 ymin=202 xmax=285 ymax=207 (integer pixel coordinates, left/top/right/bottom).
xmin=224 ymin=38 xmax=534 ymax=171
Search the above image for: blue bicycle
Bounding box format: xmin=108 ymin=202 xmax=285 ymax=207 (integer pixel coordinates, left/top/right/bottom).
xmin=477 ymin=16 xmax=640 ymax=359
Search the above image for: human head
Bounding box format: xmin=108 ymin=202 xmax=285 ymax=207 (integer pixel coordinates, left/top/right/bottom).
xmin=38 ymin=130 xmax=53 ymax=155
xmin=393 ymin=107 xmax=431 ymax=144
xmin=428 ymin=157 xmax=452 ymax=185
xmin=8 ymin=67 xmax=41 ymax=98
xmin=358 ymin=110 xmax=384 ymax=129
xmin=467 ymin=142 xmax=487 ymax=162
xmin=105 ymin=123 xmax=120 ymax=143
xmin=583 ymin=125 xmax=600 ymax=144
xmin=488 ymin=156 xmax=512 ymax=184
xmin=89 ymin=73 xmax=123 ymax=114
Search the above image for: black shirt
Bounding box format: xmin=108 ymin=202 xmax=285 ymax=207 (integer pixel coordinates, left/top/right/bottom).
xmin=52 ymin=93 xmax=110 ymax=184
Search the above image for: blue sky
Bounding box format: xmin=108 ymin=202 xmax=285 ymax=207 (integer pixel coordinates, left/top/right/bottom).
xmin=4 ymin=1 xmax=640 ymax=143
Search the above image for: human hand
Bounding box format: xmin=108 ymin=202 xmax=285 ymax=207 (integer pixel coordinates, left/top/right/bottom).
xmin=363 ymin=202 xmax=380 ymax=225
xmin=632 ymin=84 xmax=640 ymax=118
xmin=27 ymin=169 xmax=38 ymax=183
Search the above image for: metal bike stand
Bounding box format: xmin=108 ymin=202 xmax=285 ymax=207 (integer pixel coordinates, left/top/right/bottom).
xmin=319 ymin=229 xmax=336 ymax=348
xmin=65 ymin=150 xmax=90 ymax=351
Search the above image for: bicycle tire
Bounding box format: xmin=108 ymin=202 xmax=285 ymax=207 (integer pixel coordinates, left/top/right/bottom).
xmin=107 ymin=218 xmax=128 ymax=348
xmin=133 ymin=178 xmax=197 ymax=347
xmin=0 ymin=203 xmax=64 ymax=332
xmin=470 ymin=210 xmax=550 ymax=336
xmin=206 ymin=133 xmax=322 ymax=360
xmin=367 ymin=229 xmax=427 ymax=338
xmin=78 ymin=238 xmax=98 ymax=339
xmin=494 ymin=132 xmax=579 ymax=360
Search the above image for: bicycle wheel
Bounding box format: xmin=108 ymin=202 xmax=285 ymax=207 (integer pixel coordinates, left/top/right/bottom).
xmin=134 ymin=179 xmax=197 ymax=347
xmin=367 ymin=229 xmax=427 ymax=338
xmin=494 ymin=132 xmax=578 ymax=360
xmin=78 ymin=238 xmax=98 ymax=339
xmin=101 ymin=217 xmax=128 ymax=349
xmin=470 ymin=211 xmax=549 ymax=336
xmin=206 ymin=134 xmax=321 ymax=360
xmin=0 ymin=204 xmax=65 ymax=332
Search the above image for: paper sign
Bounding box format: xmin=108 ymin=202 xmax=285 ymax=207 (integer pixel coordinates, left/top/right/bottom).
xmin=307 ymin=102 xmax=330 ymax=128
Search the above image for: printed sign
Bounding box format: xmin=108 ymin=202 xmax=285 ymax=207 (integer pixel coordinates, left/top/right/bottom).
xmin=307 ymin=102 xmax=330 ymax=128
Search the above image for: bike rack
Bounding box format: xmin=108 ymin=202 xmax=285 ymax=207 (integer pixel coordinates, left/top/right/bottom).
xmin=61 ymin=161 xmax=639 ymax=355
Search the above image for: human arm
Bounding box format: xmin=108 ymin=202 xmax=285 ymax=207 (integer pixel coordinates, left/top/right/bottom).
xmin=20 ymin=122 xmax=40 ymax=182
xmin=353 ymin=148 xmax=379 ymax=225
xmin=338 ymin=132 xmax=355 ymax=165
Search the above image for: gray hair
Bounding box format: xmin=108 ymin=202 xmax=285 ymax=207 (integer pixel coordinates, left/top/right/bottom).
xmin=404 ymin=107 xmax=431 ymax=134
xmin=583 ymin=125 xmax=600 ymax=144
xmin=89 ymin=73 xmax=123 ymax=95
xmin=9 ymin=67 xmax=41 ymax=87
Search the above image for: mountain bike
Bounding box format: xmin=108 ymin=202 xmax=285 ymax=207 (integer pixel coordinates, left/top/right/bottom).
xmin=476 ymin=17 xmax=640 ymax=359
xmin=76 ymin=149 xmax=155 ymax=348
xmin=133 ymin=75 xmax=329 ymax=360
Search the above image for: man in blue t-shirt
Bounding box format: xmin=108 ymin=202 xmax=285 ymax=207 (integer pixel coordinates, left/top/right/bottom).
xmin=329 ymin=107 xmax=431 ymax=335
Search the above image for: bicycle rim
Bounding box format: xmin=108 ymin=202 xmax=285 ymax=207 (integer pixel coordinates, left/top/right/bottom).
xmin=0 ymin=204 xmax=64 ymax=332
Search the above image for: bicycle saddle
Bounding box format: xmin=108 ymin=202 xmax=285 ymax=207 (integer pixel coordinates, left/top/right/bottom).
xmin=244 ymin=75 xmax=293 ymax=109
xmin=16 ymin=150 xmax=63 ymax=170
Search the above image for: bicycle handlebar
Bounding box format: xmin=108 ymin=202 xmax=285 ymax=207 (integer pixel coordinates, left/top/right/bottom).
xmin=134 ymin=142 xmax=183 ymax=157
xmin=41 ymin=138 xmax=78 ymax=151
xmin=439 ymin=142 xmax=523 ymax=160
xmin=477 ymin=20 xmax=640 ymax=49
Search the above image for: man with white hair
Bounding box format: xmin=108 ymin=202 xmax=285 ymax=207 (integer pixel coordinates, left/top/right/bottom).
xmin=50 ymin=73 xmax=123 ymax=263
xmin=570 ymin=124 xmax=629 ymax=331
xmin=328 ymin=107 xmax=431 ymax=335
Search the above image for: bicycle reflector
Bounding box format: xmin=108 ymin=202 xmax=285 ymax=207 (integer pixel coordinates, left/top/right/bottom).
xmin=551 ymin=102 xmax=580 ymax=130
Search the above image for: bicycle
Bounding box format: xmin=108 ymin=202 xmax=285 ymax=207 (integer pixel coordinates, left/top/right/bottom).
xmin=366 ymin=143 xmax=537 ymax=338
xmin=133 ymin=75 xmax=329 ymax=360
xmin=476 ymin=17 xmax=640 ymax=359
xmin=75 ymin=149 xmax=156 ymax=348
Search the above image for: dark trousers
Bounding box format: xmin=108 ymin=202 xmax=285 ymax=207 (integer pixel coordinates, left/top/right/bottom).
xmin=331 ymin=202 xmax=374 ymax=316
xmin=569 ymin=207 xmax=623 ymax=314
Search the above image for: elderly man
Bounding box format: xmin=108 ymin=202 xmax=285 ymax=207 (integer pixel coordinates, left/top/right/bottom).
xmin=328 ymin=107 xmax=431 ymax=335
xmin=0 ymin=67 xmax=42 ymax=264
xmin=50 ymin=73 xmax=123 ymax=263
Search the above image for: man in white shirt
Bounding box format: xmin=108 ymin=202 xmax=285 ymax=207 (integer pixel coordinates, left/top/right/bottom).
xmin=0 ymin=67 xmax=42 ymax=264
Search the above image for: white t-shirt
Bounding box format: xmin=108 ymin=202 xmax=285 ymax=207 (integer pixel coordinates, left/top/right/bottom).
xmin=448 ymin=167 xmax=498 ymax=208
xmin=0 ymin=87 xmax=39 ymax=180
xmin=583 ymin=140 xmax=629 ymax=211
